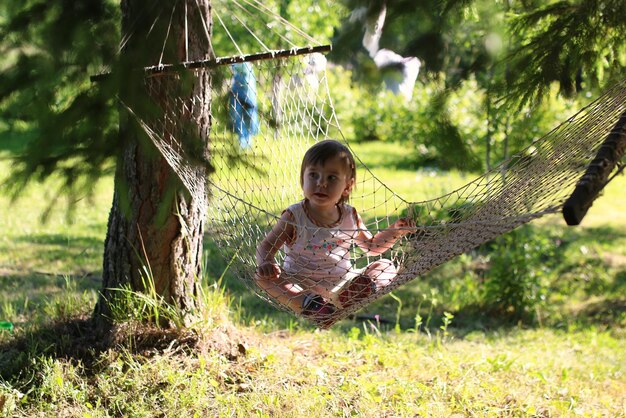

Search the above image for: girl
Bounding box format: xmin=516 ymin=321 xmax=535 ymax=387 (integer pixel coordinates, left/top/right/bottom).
xmin=256 ymin=140 xmax=414 ymax=324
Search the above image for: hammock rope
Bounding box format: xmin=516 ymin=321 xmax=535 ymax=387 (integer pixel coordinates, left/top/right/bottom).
xmin=101 ymin=2 xmax=626 ymax=328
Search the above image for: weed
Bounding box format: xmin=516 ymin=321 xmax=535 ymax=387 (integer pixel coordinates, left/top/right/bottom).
xmin=439 ymin=311 xmax=454 ymax=342
xmin=387 ymin=292 xmax=403 ymax=333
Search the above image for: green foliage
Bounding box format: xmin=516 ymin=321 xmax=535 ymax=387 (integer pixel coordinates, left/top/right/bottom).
xmin=281 ymin=1 xmax=346 ymax=44
xmin=331 ymin=0 xmax=622 ymax=171
xmin=210 ymin=0 xmax=344 ymax=57
xmin=329 ymin=64 xmax=582 ymax=172
xmin=339 ymin=75 xmax=482 ymax=171
xmin=449 ymin=76 xmax=581 ymax=169
xmin=480 ymin=226 xmax=556 ymax=322
xmin=0 ymin=1 xmax=121 ymax=207
xmin=504 ymin=0 xmax=626 ymax=107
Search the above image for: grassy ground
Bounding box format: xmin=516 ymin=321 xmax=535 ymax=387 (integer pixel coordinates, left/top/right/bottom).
xmin=1 ymin=141 xmax=625 ymax=417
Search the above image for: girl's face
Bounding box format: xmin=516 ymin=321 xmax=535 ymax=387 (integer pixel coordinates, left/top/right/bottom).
xmin=302 ymin=155 xmax=354 ymax=209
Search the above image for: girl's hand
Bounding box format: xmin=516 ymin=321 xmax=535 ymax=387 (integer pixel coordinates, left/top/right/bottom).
xmin=256 ymin=262 xmax=281 ymax=280
xmin=392 ymin=218 xmax=417 ymax=235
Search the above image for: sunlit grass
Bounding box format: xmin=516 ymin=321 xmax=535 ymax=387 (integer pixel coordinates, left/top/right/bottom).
xmin=1 ymin=324 xmax=624 ymax=417
xmin=0 ymin=171 xmax=112 ymax=276
xmin=350 ymin=140 xmax=475 ymax=202
xmin=576 ymin=171 xmax=626 ymax=228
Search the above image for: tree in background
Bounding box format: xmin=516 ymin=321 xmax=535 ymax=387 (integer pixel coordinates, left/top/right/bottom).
xmin=0 ymin=1 xmax=120 ymax=208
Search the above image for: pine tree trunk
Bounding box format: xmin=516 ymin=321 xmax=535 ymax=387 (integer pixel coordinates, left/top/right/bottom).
xmin=95 ymin=0 xmax=213 ymax=327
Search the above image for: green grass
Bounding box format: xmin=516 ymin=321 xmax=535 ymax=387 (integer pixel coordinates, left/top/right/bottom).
xmin=1 ymin=140 xmax=625 ymax=417
xmin=351 ymin=141 xmax=475 ymax=202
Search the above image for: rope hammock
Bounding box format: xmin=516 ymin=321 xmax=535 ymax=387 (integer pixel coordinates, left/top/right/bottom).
xmin=100 ymin=1 xmax=626 ymax=328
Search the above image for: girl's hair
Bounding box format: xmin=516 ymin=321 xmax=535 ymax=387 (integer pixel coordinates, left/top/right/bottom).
xmin=300 ymin=140 xmax=356 ymax=203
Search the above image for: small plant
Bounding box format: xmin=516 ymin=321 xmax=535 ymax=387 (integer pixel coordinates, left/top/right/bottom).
xmin=406 ymin=291 xmax=456 ymax=345
xmin=485 ymin=353 xmax=516 ymax=372
xmin=42 ymin=276 xmax=95 ymax=321
xmin=387 ymin=292 xmax=403 ymax=333
xmin=480 ymin=226 xmax=554 ymax=322
xmin=408 ymin=293 xmax=428 ymax=335
xmin=439 ymin=311 xmax=454 ymax=340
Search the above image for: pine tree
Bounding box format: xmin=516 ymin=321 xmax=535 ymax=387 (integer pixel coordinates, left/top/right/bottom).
xmin=504 ymin=0 xmax=626 ymax=107
xmin=0 ymin=1 xmax=215 ymax=327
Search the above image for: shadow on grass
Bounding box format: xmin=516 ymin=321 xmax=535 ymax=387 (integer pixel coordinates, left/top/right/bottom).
xmin=0 ymin=316 xmax=114 ymax=381
xmin=354 ymin=278 xmax=626 ymax=338
xmin=13 ymin=232 xmax=104 ymax=250
xmin=559 ymin=224 xmax=626 ymax=248
xmin=3 ymin=232 xmax=104 ymax=276
xmin=570 ymin=296 xmax=626 ymax=328
xmin=0 ymin=234 xmax=104 ymax=314
xmin=0 ymin=272 xmax=100 ymax=308
xmin=0 ymin=314 xmax=231 ymax=386
xmin=356 ymin=152 xmax=420 ymax=172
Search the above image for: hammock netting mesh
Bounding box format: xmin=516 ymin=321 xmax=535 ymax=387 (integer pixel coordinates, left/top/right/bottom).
xmin=113 ymin=1 xmax=626 ymax=328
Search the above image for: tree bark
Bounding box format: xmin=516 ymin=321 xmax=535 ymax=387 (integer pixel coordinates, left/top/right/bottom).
xmin=95 ymin=0 xmax=213 ymax=327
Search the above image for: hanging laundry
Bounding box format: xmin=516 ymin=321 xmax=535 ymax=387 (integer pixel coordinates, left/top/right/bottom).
xmin=230 ymin=62 xmax=260 ymax=149
xmin=373 ymin=49 xmax=421 ymax=101
xmin=354 ymin=3 xmax=421 ymax=101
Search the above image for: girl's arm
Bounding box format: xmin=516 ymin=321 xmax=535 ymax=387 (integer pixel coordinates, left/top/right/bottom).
xmin=256 ymin=211 xmax=305 ymax=311
xmin=255 ymin=210 xmax=295 ymax=279
xmin=353 ymin=212 xmax=415 ymax=256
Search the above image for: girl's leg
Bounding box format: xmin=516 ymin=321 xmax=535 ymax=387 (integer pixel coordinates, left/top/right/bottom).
xmin=299 ymin=276 xmax=343 ymax=305
xmin=338 ymin=260 xmax=398 ymax=308
xmin=363 ymin=258 xmax=397 ymax=289
xmin=255 ymin=275 xmax=307 ymax=313
xmin=256 ymin=274 xmax=338 ymax=315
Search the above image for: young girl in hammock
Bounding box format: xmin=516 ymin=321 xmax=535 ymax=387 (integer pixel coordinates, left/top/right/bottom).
xmin=256 ymin=140 xmax=415 ymax=323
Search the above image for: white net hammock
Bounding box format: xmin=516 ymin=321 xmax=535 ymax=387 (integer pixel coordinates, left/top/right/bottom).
xmin=107 ymin=1 xmax=626 ymax=328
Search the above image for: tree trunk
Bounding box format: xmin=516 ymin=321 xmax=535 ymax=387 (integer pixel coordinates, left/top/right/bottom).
xmin=95 ymin=0 xmax=213 ymax=327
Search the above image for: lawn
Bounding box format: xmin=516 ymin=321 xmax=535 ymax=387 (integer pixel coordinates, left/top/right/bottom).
xmin=1 ymin=140 xmax=625 ymax=417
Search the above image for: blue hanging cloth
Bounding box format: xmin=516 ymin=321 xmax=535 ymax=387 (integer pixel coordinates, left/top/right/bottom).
xmin=229 ymin=62 xmax=260 ymax=149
